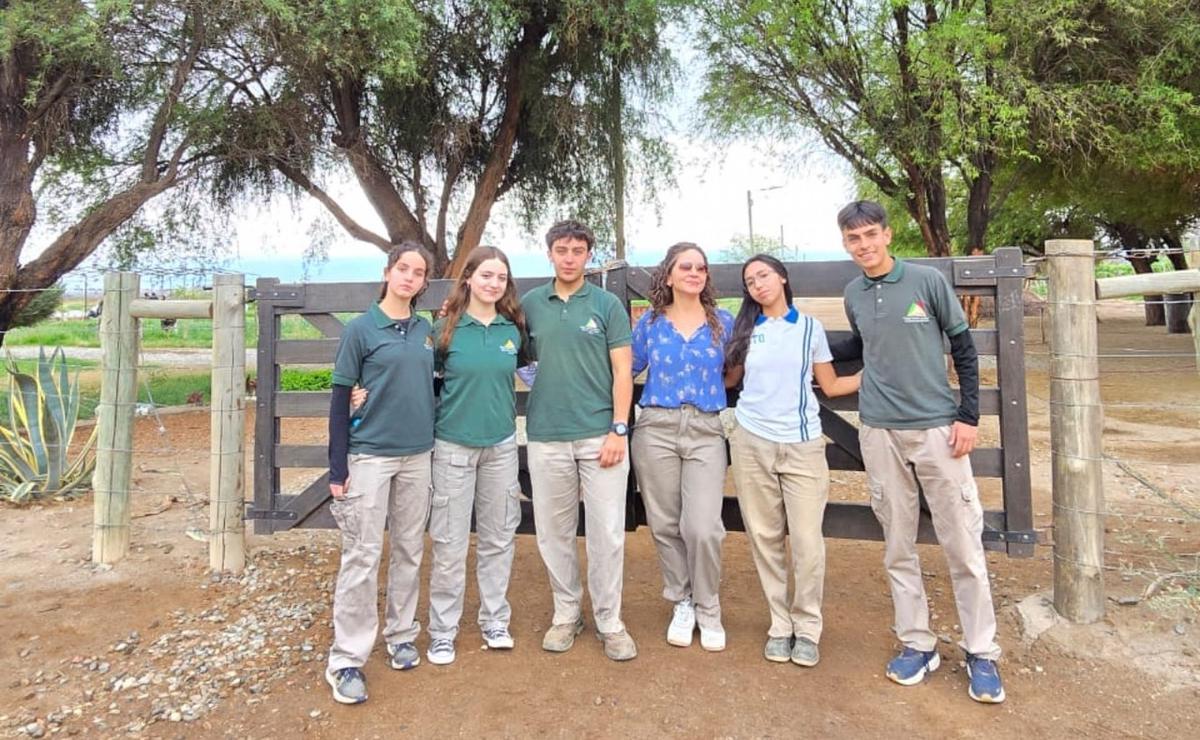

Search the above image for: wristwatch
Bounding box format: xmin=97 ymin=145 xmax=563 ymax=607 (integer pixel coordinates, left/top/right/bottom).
xmin=609 ymin=421 xmax=629 ymax=437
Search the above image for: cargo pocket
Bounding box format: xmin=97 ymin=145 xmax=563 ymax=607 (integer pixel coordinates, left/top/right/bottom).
xmin=867 ymin=479 xmax=888 ymax=529
xmin=330 ymin=494 xmax=362 ymax=542
xmin=960 ymin=479 xmax=984 ymax=532
xmin=428 ymin=494 xmax=452 ymax=543
xmin=504 ymin=483 xmax=524 ymax=533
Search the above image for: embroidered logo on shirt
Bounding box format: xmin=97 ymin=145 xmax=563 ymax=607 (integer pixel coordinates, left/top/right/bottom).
xmin=499 ymin=338 xmax=518 ymax=355
xmin=903 ymin=299 xmax=931 ymax=324
xmin=424 ymin=335 xmax=434 ymax=351
xmin=580 ymin=317 xmax=602 ymax=335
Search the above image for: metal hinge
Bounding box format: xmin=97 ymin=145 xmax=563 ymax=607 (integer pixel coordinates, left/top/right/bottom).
xmin=244 ymin=507 xmax=298 ymax=521
xmin=982 ymin=527 xmax=1038 ymax=544
xmin=247 ymin=285 xmax=306 ymax=306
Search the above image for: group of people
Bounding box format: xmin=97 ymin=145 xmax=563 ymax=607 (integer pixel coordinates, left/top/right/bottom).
xmin=322 ymin=200 xmax=1006 ymax=708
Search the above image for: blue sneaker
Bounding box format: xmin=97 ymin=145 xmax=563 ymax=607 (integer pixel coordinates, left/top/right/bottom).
xmin=386 ymin=641 xmax=421 ymax=670
xmin=325 ymin=666 xmax=367 ymax=704
xmin=966 ymin=654 xmax=1006 ymax=703
xmin=885 ymin=647 xmax=941 ymax=686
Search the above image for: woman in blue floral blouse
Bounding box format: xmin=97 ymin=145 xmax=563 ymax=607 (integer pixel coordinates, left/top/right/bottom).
xmin=630 ymin=242 xmax=735 ymax=652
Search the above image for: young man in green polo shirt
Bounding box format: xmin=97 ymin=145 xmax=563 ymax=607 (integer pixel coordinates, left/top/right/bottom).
xmin=521 ymin=219 xmax=638 ymax=661
xmin=833 ymin=200 xmax=1005 ymax=704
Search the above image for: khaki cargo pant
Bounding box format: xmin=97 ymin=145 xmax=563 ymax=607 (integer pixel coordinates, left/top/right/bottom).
xmin=860 ymin=424 xmax=1002 ymax=660
xmin=327 ymin=451 xmax=431 ymax=671
xmin=730 ymin=422 xmax=830 ymax=642
xmin=631 ymin=406 xmax=726 ymax=629
xmin=528 ymin=435 xmax=630 ymax=634
xmin=428 ymin=436 xmax=522 ymax=641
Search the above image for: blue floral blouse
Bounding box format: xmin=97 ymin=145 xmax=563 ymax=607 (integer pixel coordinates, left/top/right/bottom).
xmin=631 ymin=308 xmax=735 ymax=413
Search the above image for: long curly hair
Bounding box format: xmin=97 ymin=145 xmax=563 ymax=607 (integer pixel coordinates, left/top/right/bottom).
xmin=725 ymin=253 xmax=794 ymax=369
xmin=437 ymin=246 xmax=527 ymax=354
xmin=645 ymin=242 xmax=724 ymax=345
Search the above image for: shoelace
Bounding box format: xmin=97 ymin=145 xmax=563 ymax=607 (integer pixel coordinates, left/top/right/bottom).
xmin=485 ymin=628 xmax=509 ymax=639
xmin=431 ymin=638 xmax=454 ymax=653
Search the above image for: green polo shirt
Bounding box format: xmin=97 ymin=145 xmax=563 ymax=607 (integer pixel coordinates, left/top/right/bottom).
xmin=433 ymin=313 xmax=521 ymax=447
xmin=332 ymin=303 xmax=435 ymax=456
xmin=843 ymin=260 xmax=968 ymax=430
xmin=521 ymin=280 xmax=632 ymax=442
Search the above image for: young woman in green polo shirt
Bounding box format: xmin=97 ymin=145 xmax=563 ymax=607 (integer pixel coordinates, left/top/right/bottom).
xmin=325 ymin=241 xmax=436 ymax=705
xmin=423 ymin=245 xmax=528 ymax=666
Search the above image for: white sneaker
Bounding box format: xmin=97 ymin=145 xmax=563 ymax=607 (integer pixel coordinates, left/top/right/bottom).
xmin=666 ymin=598 xmax=696 ymax=647
xmin=483 ymin=626 xmax=514 ymax=650
xmin=699 ymin=624 xmax=726 ymax=652
xmin=426 ymin=638 xmax=456 ymax=666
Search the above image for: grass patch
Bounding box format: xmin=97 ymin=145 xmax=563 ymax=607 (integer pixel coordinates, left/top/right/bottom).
xmin=4 ymin=309 xmax=329 ymax=348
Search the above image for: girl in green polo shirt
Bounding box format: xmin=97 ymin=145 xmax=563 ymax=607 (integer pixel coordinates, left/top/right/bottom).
xmin=325 ymin=241 xmax=436 ymax=705
xmin=421 ymin=245 xmax=528 ymax=666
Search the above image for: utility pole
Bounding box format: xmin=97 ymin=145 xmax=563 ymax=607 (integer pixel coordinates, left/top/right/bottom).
xmin=746 ymin=190 xmax=754 ymax=246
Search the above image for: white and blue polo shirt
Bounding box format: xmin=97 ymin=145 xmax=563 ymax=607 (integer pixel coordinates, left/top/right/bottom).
xmin=734 ymin=306 xmax=832 ymax=443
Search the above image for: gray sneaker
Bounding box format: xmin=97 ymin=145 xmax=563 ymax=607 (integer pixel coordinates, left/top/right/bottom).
xmin=597 ymin=629 xmax=638 ymax=661
xmin=325 ymin=666 xmax=367 ymax=704
xmin=427 ymin=637 xmax=456 ymax=666
xmin=791 ymin=637 xmax=820 ymax=667
xmin=764 ymin=636 xmax=792 ymax=663
xmin=483 ymin=625 xmax=514 ymax=650
xmin=542 ymin=619 xmax=585 ymax=652
xmin=386 ymin=641 xmax=420 ymax=670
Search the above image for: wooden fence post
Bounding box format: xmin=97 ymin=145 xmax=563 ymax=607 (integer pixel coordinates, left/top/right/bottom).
xmin=1046 ymin=239 xmax=1105 ymax=623
xmin=92 ymin=271 xmax=140 ymax=564
xmin=209 ymin=273 xmax=246 ymax=573
xmin=1187 ymin=244 xmax=1199 ymax=374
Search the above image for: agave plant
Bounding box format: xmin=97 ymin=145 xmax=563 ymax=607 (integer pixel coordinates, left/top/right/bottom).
xmin=0 ymin=348 xmax=97 ymax=503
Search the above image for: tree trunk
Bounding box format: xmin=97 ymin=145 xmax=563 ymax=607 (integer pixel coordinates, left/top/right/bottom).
xmin=1127 ymin=255 xmax=1164 ymax=326
xmin=610 ymin=60 xmax=627 ymax=261
xmin=446 ymin=22 xmax=547 ymax=278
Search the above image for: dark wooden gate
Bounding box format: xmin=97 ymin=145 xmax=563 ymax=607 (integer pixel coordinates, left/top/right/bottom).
xmin=248 ymin=247 xmax=1034 ymax=557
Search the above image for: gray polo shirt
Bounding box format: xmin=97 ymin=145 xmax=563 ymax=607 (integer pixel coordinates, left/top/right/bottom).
xmin=843 ymin=260 xmax=968 ymax=430
xmin=332 ymin=303 xmax=435 ymax=456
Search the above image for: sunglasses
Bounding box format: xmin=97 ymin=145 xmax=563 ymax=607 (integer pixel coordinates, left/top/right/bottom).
xmin=676 ymin=261 xmax=708 ymax=274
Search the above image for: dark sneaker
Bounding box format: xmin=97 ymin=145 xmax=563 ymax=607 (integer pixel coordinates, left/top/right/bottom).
xmin=325 ymin=666 xmax=367 ymax=704
xmin=966 ymin=654 xmax=1006 ymax=704
xmin=597 ymin=628 xmax=638 ymax=661
xmin=386 ymin=641 xmax=420 ymax=671
xmin=483 ymin=626 xmax=514 ymax=650
xmin=427 ymin=637 xmax=456 ymax=666
xmin=886 ymin=647 xmax=941 ymax=686
xmin=542 ymin=619 xmax=585 ymax=653
xmin=791 ymin=637 xmax=820 ymax=667
xmin=763 ymin=636 xmax=792 ymax=663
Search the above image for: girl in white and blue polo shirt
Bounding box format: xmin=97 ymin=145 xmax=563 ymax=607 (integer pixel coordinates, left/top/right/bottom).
xmin=724 ymin=254 xmax=860 ymax=668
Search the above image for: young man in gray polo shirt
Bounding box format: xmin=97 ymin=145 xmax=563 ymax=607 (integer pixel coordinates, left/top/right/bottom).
xmin=521 ymin=219 xmax=637 ymax=661
xmin=833 ymin=200 xmax=1005 ymax=704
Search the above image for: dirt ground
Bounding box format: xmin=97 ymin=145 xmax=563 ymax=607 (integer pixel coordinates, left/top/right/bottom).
xmin=2 ymin=302 xmax=1199 ymax=739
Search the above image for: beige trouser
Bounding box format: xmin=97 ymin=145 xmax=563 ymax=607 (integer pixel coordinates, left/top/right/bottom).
xmin=328 ymin=451 xmax=432 ymax=671
xmin=730 ymin=422 xmax=830 ymax=642
xmin=631 ymin=406 xmax=726 ymax=629
xmin=860 ymin=425 xmax=1001 ymax=660
xmin=528 ymin=435 xmax=630 ymax=634
xmin=428 ymin=436 xmax=522 ymax=641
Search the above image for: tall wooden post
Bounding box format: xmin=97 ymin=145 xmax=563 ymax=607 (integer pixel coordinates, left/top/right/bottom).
xmin=92 ymin=272 xmax=140 ymax=564
xmin=1046 ymin=239 xmax=1105 ymax=622
xmin=209 ymin=273 xmax=247 ymax=573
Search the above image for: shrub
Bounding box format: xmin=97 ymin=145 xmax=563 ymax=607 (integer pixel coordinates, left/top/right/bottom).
xmin=0 ymin=348 xmax=97 ymax=503
xmin=280 ymin=368 xmax=333 ymax=391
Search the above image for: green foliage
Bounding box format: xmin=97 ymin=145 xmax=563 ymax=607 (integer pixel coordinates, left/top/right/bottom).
xmin=9 ymin=285 xmax=64 ymax=330
xmin=280 ymin=368 xmax=332 ymax=391
xmin=0 ymin=348 xmax=96 ymax=503
xmin=719 ymin=233 xmax=795 ymax=263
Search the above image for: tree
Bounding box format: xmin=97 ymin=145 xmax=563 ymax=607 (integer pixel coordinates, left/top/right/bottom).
xmin=697 ymin=1 xmax=1200 ymax=261
xmin=719 ymin=232 xmax=793 ymax=263
xmin=223 ymin=0 xmax=675 ymax=275
xmin=699 ymin=1 xmax=1023 ymax=257
xmin=0 ymin=0 xmax=258 ymax=343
